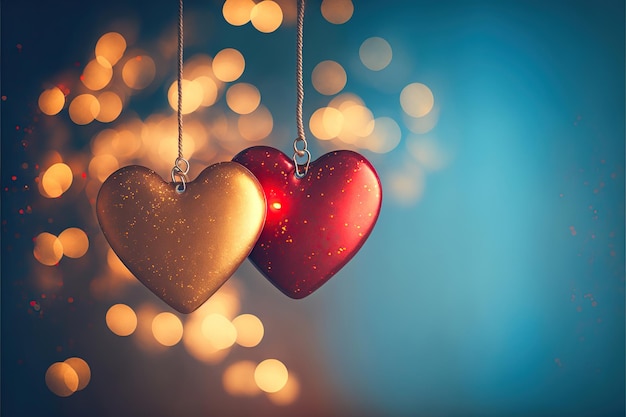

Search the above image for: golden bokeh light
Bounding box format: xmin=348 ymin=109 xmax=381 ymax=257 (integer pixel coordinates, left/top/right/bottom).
xmin=223 ymin=0 xmax=255 ymax=26
xmin=96 ymin=91 xmax=123 ymax=123
xmin=69 ymin=94 xmax=100 ymax=125
xmin=363 ymin=116 xmax=402 ymax=154
xmin=91 ymin=129 xmax=116 ymax=155
xmin=309 ymin=107 xmax=344 ymax=140
xmin=250 ymin=1 xmax=283 ymax=33
xmin=201 ymin=313 xmax=237 ymax=350
xmin=405 ymin=105 xmax=440 ymax=134
xmin=226 ymin=83 xmax=261 ymax=114
xmin=33 ymin=232 xmax=63 ymax=266
xmin=312 ymin=60 xmax=347 ymax=96
xmin=321 ymin=0 xmax=354 ymax=24
xmin=406 ymin=135 xmax=449 ymax=171
xmin=38 ymin=87 xmax=65 ymax=116
xmin=232 ymin=314 xmax=264 ymax=347
xmin=360 ymin=37 xmax=393 ymax=71
xmin=337 ymin=104 xmax=374 ymax=144
xmin=42 ymin=162 xmax=73 ymax=198
xmin=122 ymin=55 xmax=156 ymax=90
xmin=95 ymin=32 xmax=127 ymax=66
xmin=107 ymin=248 xmax=134 ymax=279
xmin=388 ymin=161 xmax=425 ymax=205
xmin=152 ymin=312 xmax=184 ymax=346
xmin=267 ymin=372 xmax=300 ymax=405
xmin=106 ymin=303 xmax=137 ymax=336
xmin=58 ymin=227 xmax=89 ymax=259
xmin=212 ymin=48 xmax=245 ymax=82
xmin=192 ymin=281 xmax=241 ymax=319
xmin=64 ymin=357 xmax=91 ymax=391
xmin=88 ymin=154 xmax=119 ymax=182
xmin=255 ymin=359 xmax=289 ymax=393
xmin=183 ymin=316 xmax=230 ymax=364
xmin=45 ymin=362 xmax=79 ymax=397
xmin=81 ymin=59 xmax=113 ymax=91
xmin=112 ymin=129 xmax=142 ymax=158
xmin=400 ymin=82 xmax=434 ymax=118
xmin=223 ymin=361 xmax=261 ymax=396
xmin=195 ymin=76 xmax=219 ymax=107
xmin=167 ymin=79 xmax=203 ymax=114
xmin=238 ymin=105 xmax=273 ymax=141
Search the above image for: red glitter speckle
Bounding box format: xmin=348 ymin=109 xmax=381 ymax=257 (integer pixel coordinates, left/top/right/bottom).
xmin=11 ymin=175 xmax=17 ymax=181
xmin=15 ymin=125 xmax=20 ymax=131
xmin=29 ymin=300 xmax=36 ymax=307
xmin=82 ymin=172 xmax=87 ymax=179
xmin=80 ymin=75 xmax=85 ymax=81
xmin=67 ymin=297 xmax=74 ymax=303
xmin=1 ymin=96 xmax=6 ymax=101
xmin=18 ymin=209 xmax=24 ymax=215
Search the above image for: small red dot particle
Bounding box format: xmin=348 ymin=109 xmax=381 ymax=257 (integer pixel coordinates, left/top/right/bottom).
xmin=67 ymin=297 xmax=74 ymax=303
xmin=11 ymin=175 xmax=17 ymax=181
xmin=82 ymin=172 xmax=87 ymax=179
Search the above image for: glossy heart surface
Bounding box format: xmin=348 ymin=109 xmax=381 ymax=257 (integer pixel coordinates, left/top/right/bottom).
xmin=96 ymin=162 xmax=266 ymax=313
xmin=233 ymin=146 xmax=382 ymax=298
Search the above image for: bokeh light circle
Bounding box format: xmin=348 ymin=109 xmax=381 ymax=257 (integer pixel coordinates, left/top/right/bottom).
xmin=64 ymin=357 xmax=91 ymax=391
xmin=254 ymin=359 xmax=288 ymax=393
xmin=33 ymin=232 xmax=63 ymax=266
xmin=42 ymin=162 xmax=73 ymax=198
xmin=69 ymin=94 xmax=100 ymax=125
xmin=226 ymin=83 xmax=261 ymax=115
xmin=212 ymin=48 xmax=245 ymax=82
xmin=152 ymin=312 xmax=184 ymax=346
xmin=122 ymin=55 xmax=156 ymax=90
xmin=38 ymin=87 xmax=65 ymax=116
xmin=106 ymin=303 xmax=137 ymax=336
xmin=45 ymin=362 xmax=79 ymax=397
xmin=223 ymin=0 xmax=255 ymax=26
xmin=250 ymin=1 xmax=283 ymax=33
xmin=321 ymin=0 xmax=354 ymax=24
xmin=312 ymin=60 xmax=347 ymax=96
xmin=359 ymin=37 xmax=393 ymax=71
xmin=400 ymin=82 xmax=434 ymax=118
xmin=232 ymin=314 xmax=264 ymax=347
xmin=95 ymin=32 xmax=127 ymax=66
xmin=58 ymin=227 xmax=89 ymax=258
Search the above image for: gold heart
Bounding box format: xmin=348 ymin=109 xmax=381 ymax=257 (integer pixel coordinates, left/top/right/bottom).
xmin=96 ymin=162 xmax=266 ymax=313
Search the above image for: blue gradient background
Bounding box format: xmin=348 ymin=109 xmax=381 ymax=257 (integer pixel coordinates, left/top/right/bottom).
xmin=2 ymin=1 xmax=624 ymax=416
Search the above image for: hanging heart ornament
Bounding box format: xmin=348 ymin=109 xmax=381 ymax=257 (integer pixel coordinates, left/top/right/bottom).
xmin=96 ymin=162 xmax=266 ymax=313
xmin=233 ymin=146 xmax=382 ymax=298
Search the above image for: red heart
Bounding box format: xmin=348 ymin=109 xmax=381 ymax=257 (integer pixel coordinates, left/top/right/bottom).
xmin=233 ymin=146 xmax=382 ymax=298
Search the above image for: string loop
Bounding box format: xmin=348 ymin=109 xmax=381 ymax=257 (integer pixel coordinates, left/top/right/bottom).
xmin=291 ymin=0 xmax=309 ymax=178
xmin=172 ymin=0 xmax=188 ymax=192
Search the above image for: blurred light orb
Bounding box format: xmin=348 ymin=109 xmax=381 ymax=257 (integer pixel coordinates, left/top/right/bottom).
xmin=167 ymin=79 xmax=203 ymax=114
xmin=58 ymin=227 xmax=89 ymax=258
xmin=96 ymin=91 xmax=123 ymax=123
xmin=195 ymin=76 xmax=219 ymax=107
xmin=232 ymin=314 xmax=264 ymax=347
xmin=226 ymin=83 xmax=261 ymax=115
xmin=69 ymin=94 xmax=100 ymax=125
xmin=267 ymin=372 xmax=300 ymax=405
xmin=388 ymin=162 xmax=425 ymax=205
xmin=107 ymin=248 xmax=134 ymax=279
xmin=183 ymin=317 xmax=230 ymax=364
xmin=309 ymin=107 xmax=343 ymax=140
xmin=400 ymin=82 xmax=434 ymax=118
xmin=95 ymin=32 xmax=127 ymax=66
xmin=38 ymin=87 xmax=65 ymax=116
xmin=255 ymin=359 xmax=288 ymax=393
xmin=81 ymin=59 xmax=113 ymax=91
xmin=251 ymin=1 xmax=283 ymax=33
xmin=122 ymin=55 xmax=156 ymax=90
xmin=33 ymin=232 xmax=63 ymax=266
xmin=360 ymin=37 xmax=393 ymax=71
xmin=112 ymin=129 xmax=142 ymax=158
xmin=88 ymin=154 xmax=119 ymax=182
xmin=338 ymin=104 xmax=374 ymax=143
xmin=223 ymin=0 xmax=255 ymax=26
xmin=64 ymin=357 xmax=91 ymax=391
xmin=201 ymin=313 xmax=237 ymax=350
xmin=223 ymin=361 xmax=261 ymax=396
xmin=213 ymin=48 xmax=245 ymax=82
xmin=106 ymin=303 xmax=137 ymax=336
xmin=45 ymin=362 xmax=79 ymax=397
xmin=364 ymin=117 xmax=402 ymax=154
xmin=321 ymin=0 xmax=354 ymax=24
xmin=312 ymin=60 xmax=347 ymax=96
xmin=238 ymin=105 xmax=273 ymax=141
xmin=152 ymin=312 xmax=183 ymax=346
xmin=42 ymin=162 xmax=73 ymax=198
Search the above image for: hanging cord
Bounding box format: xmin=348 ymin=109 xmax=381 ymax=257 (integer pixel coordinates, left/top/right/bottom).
xmin=171 ymin=0 xmax=189 ymax=193
xmin=292 ymin=0 xmax=311 ymax=178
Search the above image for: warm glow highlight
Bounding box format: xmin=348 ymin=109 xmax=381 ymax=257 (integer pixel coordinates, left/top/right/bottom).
xmin=58 ymin=227 xmax=89 ymax=258
xmin=238 ymin=105 xmax=273 ymax=141
xmin=321 ymin=0 xmax=354 ymax=24
xmin=250 ymin=1 xmax=283 ymax=33
xmin=122 ymin=55 xmax=156 ymax=89
xmin=364 ymin=117 xmax=402 ymax=154
xmin=223 ymin=0 xmax=255 ymax=26
xmin=201 ymin=313 xmax=237 ymax=350
xmin=42 ymin=162 xmax=73 ymax=198
xmin=45 ymin=362 xmax=79 ymax=397
xmin=88 ymin=154 xmax=119 ymax=182
xmin=183 ymin=316 xmax=230 ymax=364
xmin=255 ymin=359 xmax=288 ymax=393
xmin=64 ymin=357 xmax=91 ymax=391
xmin=152 ymin=312 xmax=183 ymax=346
xmin=309 ymin=107 xmax=343 ymax=140
xmin=95 ymin=32 xmax=127 ymax=66
xmin=167 ymin=79 xmax=203 ymax=114
xmin=81 ymin=59 xmax=113 ymax=91
xmin=33 ymin=232 xmax=63 ymax=266
xmin=69 ymin=94 xmax=100 ymax=125
xmin=226 ymin=83 xmax=261 ymax=114
xmin=106 ymin=303 xmax=137 ymax=336
xmin=400 ymin=82 xmax=434 ymax=118
xmin=223 ymin=361 xmax=261 ymax=396
xmin=96 ymin=91 xmax=123 ymax=123
xmin=195 ymin=76 xmax=219 ymax=107
xmin=232 ymin=314 xmax=264 ymax=347
xmin=360 ymin=37 xmax=393 ymax=71
xmin=38 ymin=87 xmax=65 ymax=116
xmin=212 ymin=48 xmax=245 ymax=82
xmin=312 ymin=60 xmax=347 ymax=95
xmin=267 ymin=372 xmax=300 ymax=405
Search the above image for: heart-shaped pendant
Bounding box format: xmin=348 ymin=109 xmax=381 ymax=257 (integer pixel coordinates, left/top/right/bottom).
xmin=233 ymin=146 xmax=382 ymax=299
xmin=96 ymin=162 xmax=266 ymax=313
